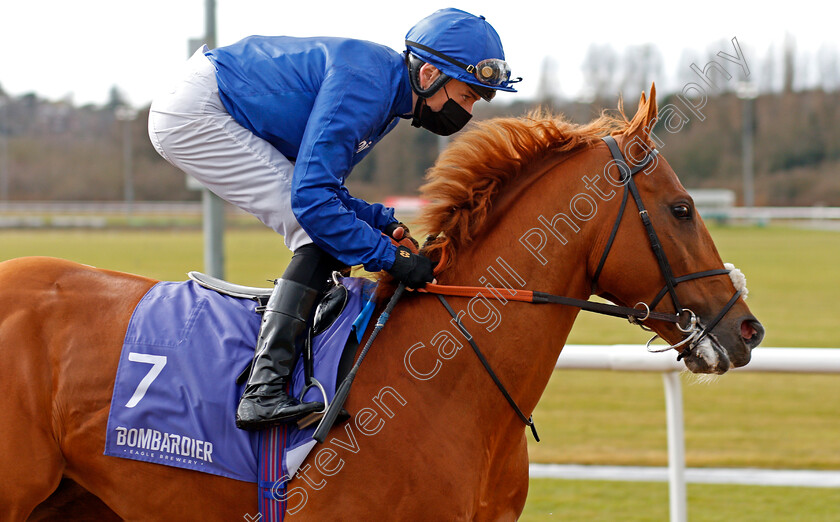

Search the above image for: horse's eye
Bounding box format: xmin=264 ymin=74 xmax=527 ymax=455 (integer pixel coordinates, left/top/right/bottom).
xmin=671 ymin=204 xmax=692 ymax=220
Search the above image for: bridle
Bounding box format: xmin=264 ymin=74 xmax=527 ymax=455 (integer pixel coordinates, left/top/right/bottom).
xmin=426 ymin=136 xmax=743 ymax=356
xmin=593 ymin=136 xmax=743 ymax=356
xmin=419 ymin=135 xmax=744 ymax=438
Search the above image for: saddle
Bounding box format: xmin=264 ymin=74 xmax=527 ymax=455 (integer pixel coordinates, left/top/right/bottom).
xmin=188 ymin=271 xmax=359 ymax=429
xmin=189 ymin=271 xmax=349 ymax=328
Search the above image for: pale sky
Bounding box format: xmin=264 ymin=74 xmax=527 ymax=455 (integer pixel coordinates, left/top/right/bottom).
xmin=0 ymin=0 xmax=837 ymax=106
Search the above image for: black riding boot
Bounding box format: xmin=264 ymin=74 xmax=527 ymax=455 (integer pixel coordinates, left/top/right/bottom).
xmin=235 ymin=278 xmax=321 ymax=430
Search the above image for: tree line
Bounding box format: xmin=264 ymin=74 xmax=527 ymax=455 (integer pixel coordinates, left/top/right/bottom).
xmin=0 ymin=77 xmax=837 ymax=207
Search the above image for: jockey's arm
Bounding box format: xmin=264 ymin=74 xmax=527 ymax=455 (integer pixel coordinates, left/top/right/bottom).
xmin=290 ymin=68 xmax=397 ymax=273
xmin=336 ymin=185 xmax=397 ymax=232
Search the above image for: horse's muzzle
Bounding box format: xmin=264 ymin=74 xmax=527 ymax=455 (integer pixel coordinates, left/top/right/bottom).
xmin=682 ymin=315 xmax=764 ymax=374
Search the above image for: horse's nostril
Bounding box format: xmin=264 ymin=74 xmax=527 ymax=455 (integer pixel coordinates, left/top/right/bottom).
xmin=741 ymin=321 xmax=757 ymax=340
xmin=740 ymin=319 xmax=764 ymax=348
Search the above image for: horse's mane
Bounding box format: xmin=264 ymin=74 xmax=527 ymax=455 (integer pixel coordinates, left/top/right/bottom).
xmin=418 ymin=108 xmax=632 ymax=271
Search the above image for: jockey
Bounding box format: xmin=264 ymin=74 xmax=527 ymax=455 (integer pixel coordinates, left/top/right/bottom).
xmin=148 ymin=8 xmax=518 ymax=431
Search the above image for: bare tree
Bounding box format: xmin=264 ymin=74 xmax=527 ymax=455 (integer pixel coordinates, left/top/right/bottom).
xmin=757 ymin=45 xmax=778 ymax=93
xmin=677 ymin=48 xmax=702 ymax=88
xmin=783 ymin=33 xmax=796 ymax=94
xmin=105 ymin=85 xmax=128 ymax=112
xmin=620 ymin=44 xmax=663 ymax=99
xmin=817 ymin=44 xmax=839 ymax=92
xmin=581 ymin=43 xmax=618 ymax=101
xmin=536 ymin=56 xmax=562 ymax=107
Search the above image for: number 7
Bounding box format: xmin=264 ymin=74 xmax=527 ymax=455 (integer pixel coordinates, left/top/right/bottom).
xmin=125 ymin=353 xmax=168 ymax=408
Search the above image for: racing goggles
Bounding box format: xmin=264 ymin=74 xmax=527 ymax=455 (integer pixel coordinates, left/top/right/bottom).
xmin=406 ymin=40 xmax=519 ymax=96
xmin=471 ymin=59 xmax=512 ymax=87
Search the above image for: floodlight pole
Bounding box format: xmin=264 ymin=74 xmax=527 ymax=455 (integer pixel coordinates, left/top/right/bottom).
xmin=0 ymin=130 xmax=6 ymax=201
xmin=202 ymin=0 xmax=225 ymax=279
xmin=0 ymin=96 xmax=8 ymax=201
xmin=115 ymin=106 xmax=137 ymax=215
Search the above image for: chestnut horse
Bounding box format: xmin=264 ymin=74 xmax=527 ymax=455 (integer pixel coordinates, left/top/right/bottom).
xmin=1 ymin=87 xmax=763 ymax=521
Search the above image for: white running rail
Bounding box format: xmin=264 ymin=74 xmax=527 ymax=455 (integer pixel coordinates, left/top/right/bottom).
xmin=552 ymin=345 xmax=840 ymax=522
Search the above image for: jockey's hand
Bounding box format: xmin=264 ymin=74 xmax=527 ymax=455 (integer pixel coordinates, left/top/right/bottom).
xmin=384 ymin=221 xmax=420 ymax=252
xmin=386 ymin=246 xmax=435 ymax=289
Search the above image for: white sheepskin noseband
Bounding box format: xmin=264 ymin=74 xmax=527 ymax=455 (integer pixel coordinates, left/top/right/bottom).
xmin=724 ymin=263 xmax=748 ymax=299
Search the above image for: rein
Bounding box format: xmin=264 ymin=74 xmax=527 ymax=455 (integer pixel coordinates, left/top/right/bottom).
xmin=435 ymin=294 xmax=539 ymax=442
xmin=416 ymin=136 xmax=744 ymax=436
xmin=421 ymin=283 xmax=680 ymax=323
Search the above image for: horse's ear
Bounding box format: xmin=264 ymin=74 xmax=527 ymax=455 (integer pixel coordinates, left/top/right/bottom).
xmin=624 ymin=83 xmax=658 ymax=144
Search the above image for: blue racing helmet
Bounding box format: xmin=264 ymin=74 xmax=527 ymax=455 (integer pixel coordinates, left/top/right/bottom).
xmin=405 ymin=8 xmax=520 ymax=101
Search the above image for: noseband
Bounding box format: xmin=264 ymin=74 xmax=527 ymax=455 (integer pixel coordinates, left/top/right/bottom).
xmin=594 ymin=136 xmax=742 ymax=359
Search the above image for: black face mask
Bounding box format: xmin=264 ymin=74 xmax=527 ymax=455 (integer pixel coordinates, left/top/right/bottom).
xmin=411 ymin=95 xmax=472 ymax=136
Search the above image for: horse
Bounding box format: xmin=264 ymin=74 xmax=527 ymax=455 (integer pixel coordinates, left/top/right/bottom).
xmin=1 ymin=85 xmax=764 ymax=520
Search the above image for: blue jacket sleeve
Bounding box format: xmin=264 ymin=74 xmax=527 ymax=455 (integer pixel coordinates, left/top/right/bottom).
xmin=290 ymin=66 xmax=397 ymax=272
xmin=336 ymin=186 xmax=397 ymax=231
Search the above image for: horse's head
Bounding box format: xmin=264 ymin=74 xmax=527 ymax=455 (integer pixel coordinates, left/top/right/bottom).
xmin=592 ymin=85 xmax=764 ymax=374
xmin=417 ymin=89 xmax=763 ymax=374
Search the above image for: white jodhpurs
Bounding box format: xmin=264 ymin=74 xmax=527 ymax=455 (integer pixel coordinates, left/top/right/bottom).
xmin=148 ymin=46 xmax=313 ymax=251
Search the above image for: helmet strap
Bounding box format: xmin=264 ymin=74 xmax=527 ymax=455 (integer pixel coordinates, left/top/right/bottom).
xmin=410 ymin=97 xmax=423 ymax=128
xmin=406 ymin=53 xmax=450 ymax=99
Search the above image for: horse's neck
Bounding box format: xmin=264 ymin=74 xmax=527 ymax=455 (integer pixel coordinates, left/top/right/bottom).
xmin=431 ymin=150 xmax=606 ymax=417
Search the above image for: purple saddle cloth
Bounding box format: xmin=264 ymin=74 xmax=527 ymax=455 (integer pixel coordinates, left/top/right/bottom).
xmin=104 ymin=276 xmax=376 ymax=486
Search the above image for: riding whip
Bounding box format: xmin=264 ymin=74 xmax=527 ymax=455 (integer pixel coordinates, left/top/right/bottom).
xmin=313 ymin=282 xmax=406 ymax=443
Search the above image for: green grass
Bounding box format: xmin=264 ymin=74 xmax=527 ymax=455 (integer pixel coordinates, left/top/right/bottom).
xmin=522 ymin=479 xmax=840 ymax=521
xmin=2 ymin=223 xmax=839 ymax=518
xmin=0 ymin=228 xmax=293 ymax=285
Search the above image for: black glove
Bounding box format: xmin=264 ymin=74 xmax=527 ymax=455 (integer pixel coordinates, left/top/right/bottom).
xmin=386 ymin=246 xmax=434 ymax=288
xmin=384 ymin=221 xmax=420 ymax=250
